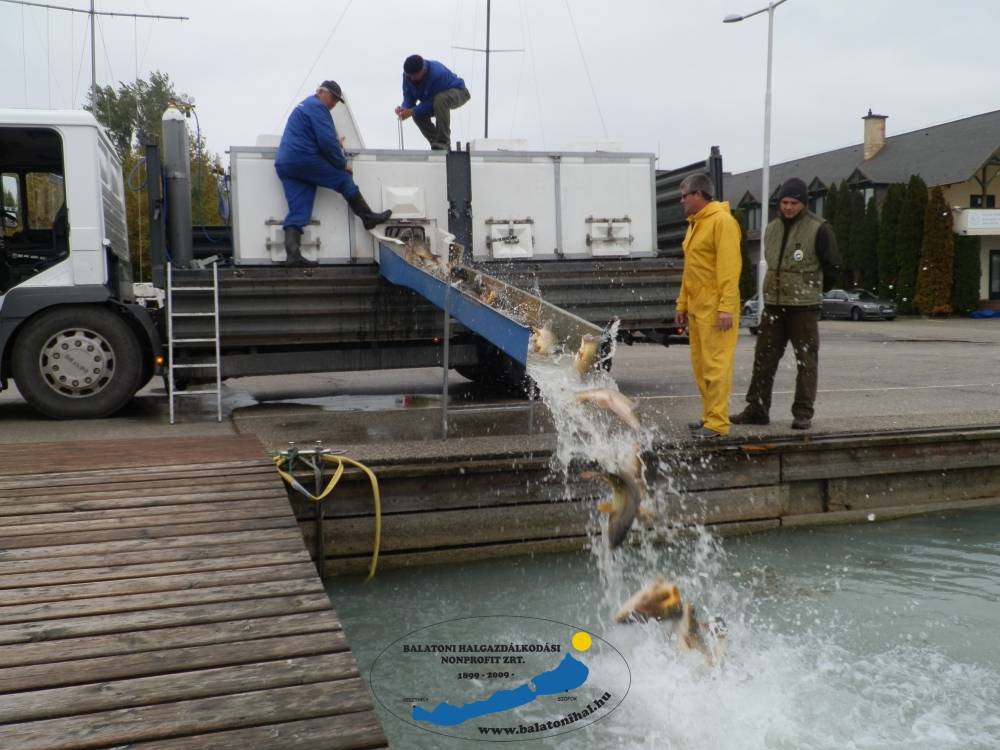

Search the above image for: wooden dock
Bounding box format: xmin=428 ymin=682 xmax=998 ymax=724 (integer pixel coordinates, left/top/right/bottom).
xmin=0 ymin=435 xmax=386 ymax=749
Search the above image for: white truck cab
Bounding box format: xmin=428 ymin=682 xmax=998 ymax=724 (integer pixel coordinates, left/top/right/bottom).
xmin=0 ymin=109 xmax=159 ymax=418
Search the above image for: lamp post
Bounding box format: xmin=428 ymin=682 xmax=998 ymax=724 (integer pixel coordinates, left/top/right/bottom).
xmin=724 ymin=0 xmax=789 ymax=326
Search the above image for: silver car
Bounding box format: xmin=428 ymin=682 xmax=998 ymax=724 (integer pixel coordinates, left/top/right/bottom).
xmin=822 ymin=289 xmax=896 ymax=321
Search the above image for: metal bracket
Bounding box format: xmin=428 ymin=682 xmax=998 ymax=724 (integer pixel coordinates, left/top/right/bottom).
xmin=585 ymin=215 xmax=634 ymax=246
xmin=485 ymin=217 xmax=535 ymax=251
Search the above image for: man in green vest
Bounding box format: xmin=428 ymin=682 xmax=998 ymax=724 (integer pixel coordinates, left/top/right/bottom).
xmin=730 ymin=178 xmax=841 ymax=431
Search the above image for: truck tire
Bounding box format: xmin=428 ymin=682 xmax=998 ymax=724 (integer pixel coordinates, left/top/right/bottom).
xmin=12 ymin=306 xmax=143 ymax=419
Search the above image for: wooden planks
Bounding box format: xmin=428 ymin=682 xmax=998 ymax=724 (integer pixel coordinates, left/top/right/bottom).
xmin=0 ymin=436 xmax=386 ymax=749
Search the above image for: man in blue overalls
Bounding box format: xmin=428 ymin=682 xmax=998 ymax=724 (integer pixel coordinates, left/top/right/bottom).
xmin=394 ymin=55 xmax=470 ymax=151
xmin=275 ymin=80 xmax=391 ymax=266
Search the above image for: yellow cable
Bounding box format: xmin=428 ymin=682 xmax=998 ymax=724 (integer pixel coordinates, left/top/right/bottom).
xmin=273 ymin=454 xmax=381 ymax=580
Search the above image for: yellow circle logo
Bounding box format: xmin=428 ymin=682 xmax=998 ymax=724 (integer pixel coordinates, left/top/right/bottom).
xmin=572 ymin=631 xmax=593 ymax=651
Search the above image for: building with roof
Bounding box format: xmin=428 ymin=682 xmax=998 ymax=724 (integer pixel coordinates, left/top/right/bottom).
xmin=723 ymin=110 xmax=1000 ymax=308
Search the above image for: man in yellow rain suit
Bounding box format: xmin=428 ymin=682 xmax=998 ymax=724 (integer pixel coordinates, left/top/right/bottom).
xmin=674 ymin=173 xmax=742 ymax=438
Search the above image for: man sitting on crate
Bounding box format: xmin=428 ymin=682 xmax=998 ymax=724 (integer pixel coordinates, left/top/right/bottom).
xmin=275 ymin=80 xmax=391 ymax=266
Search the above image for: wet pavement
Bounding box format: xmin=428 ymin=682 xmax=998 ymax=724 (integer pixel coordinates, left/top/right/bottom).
xmin=1 ymin=317 xmax=999 ymax=452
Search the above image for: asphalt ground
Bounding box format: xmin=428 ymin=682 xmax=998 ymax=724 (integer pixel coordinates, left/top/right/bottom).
xmin=1 ymin=317 xmax=999 ymax=452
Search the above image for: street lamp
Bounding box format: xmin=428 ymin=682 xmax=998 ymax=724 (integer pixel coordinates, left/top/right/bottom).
xmin=724 ymin=0 xmax=789 ymax=326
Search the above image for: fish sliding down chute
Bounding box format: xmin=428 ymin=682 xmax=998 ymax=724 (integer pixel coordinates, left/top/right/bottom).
xmin=374 ymin=228 xmax=603 ymax=367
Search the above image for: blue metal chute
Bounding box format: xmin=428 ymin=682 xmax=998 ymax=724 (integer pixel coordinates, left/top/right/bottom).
xmin=377 ymin=241 xmax=532 ymax=365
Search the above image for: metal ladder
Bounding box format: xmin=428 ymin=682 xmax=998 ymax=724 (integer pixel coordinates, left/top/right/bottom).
xmin=166 ymin=261 xmax=222 ymax=424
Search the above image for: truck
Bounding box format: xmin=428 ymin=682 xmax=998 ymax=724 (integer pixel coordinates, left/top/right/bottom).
xmin=0 ymin=106 xmax=711 ymax=420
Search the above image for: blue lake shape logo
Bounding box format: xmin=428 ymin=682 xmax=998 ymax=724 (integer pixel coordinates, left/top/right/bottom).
xmin=412 ymin=653 xmax=590 ymax=726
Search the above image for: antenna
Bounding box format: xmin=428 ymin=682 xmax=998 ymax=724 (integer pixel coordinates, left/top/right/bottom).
xmin=0 ymin=0 xmax=188 ymax=99
xmin=452 ymin=0 xmax=522 ymax=138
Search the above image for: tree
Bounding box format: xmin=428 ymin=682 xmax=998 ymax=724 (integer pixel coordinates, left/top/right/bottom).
xmin=847 ymin=189 xmax=866 ymax=288
xmin=829 ymin=181 xmax=853 ymax=287
xmin=85 ymin=72 xmax=221 ymax=280
xmin=858 ymin=195 xmax=879 ymax=291
xmin=894 ymin=175 xmax=928 ymax=313
xmin=951 ymin=235 xmax=981 ymax=314
xmin=824 ymin=182 xmax=841 ymax=284
xmin=913 ymin=186 xmax=954 ymax=315
xmin=85 ymin=71 xmax=192 ymax=160
xmin=732 ymin=207 xmax=756 ymax=302
xmin=876 ymin=184 xmax=904 ymax=299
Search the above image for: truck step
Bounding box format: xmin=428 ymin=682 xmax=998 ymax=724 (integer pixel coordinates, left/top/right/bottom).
xmin=171 ymin=389 xmax=221 ymax=396
xmin=170 ymin=312 xmax=216 ymax=317
xmin=171 ymin=337 xmax=218 ymax=343
xmin=170 ymin=363 xmax=219 ymax=369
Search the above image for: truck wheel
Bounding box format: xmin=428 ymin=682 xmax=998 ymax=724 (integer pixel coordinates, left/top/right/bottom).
xmin=12 ymin=306 xmax=143 ymax=419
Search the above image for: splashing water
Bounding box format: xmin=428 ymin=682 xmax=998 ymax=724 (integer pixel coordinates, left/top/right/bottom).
xmin=328 ymin=511 xmax=1000 ymax=750
xmin=524 ymin=334 xmax=728 ymax=635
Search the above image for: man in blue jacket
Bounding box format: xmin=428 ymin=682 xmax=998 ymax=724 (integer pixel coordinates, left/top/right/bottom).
xmin=394 ymin=55 xmax=470 ymax=150
xmin=275 ymin=80 xmax=391 ymax=266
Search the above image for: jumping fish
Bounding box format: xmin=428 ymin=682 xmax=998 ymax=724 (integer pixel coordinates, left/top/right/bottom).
xmin=613 ymin=575 xmax=682 ymax=623
xmin=676 ymin=601 xmax=714 ymax=662
xmin=574 ymin=334 xmax=600 ymax=377
xmin=580 ymin=445 xmax=646 ymax=548
xmin=530 ymin=324 xmax=558 ymax=355
xmin=614 ymin=580 xmax=724 ymax=666
xmin=575 ymin=388 xmax=641 ymax=430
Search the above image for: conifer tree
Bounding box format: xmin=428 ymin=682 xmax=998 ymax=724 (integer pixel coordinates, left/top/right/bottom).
xmin=894 ymin=175 xmax=928 ymax=312
xmin=824 ymin=183 xmax=839 ymax=285
xmin=876 ymin=184 xmax=904 ymax=299
xmin=914 ymin=186 xmax=954 ymax=315
xmin=859 ymin=195 xmax=880 ymax=291
xmin=951 ymin=235 xmax=982 ymax=314
xmin=829 ymin=181 xmax=853 ymax=287
xmin=847 ymin=189 xmax=866 ymax=288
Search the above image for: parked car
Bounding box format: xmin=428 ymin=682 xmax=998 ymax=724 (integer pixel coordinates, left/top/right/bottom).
xmin=741 ymin=295 xmax=761 ymax=335
xmin=822 ymin=289 xmax=896 ymax=321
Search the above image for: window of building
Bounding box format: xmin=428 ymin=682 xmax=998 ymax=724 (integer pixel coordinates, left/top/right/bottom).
xmin=810 ymin=193 xmax=825 ymax=217
xmin=971 ymin=194 xmax=996 ymax=209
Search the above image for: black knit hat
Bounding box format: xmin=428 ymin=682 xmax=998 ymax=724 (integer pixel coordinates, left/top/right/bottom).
xmin=778 ymin=178 xmax=808 ymax=204
xmin=403 ymin=54 xmax=425 ymax=75
xmin=319 ymin=80 xmax=344 ymax=102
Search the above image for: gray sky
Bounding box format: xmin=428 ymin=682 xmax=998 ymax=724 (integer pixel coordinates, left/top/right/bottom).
xmin=2 ymin=0 xmax=999 ymax=177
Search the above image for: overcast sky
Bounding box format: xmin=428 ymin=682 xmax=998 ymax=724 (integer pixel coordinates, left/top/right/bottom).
xmin=2 ymin=0 xmax=999 ymax=177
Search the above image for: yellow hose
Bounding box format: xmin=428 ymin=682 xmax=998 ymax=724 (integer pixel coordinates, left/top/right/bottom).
xmin=273 ymin=453 xmax=382 ymax=581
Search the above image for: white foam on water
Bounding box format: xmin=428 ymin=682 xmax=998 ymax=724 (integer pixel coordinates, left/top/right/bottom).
xmin=522 ymin=350 xmax=1000 ymax=749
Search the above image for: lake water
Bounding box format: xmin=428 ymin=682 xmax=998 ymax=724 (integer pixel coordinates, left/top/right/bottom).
xmin=326 ymin=508 xmax=1000 ymax=750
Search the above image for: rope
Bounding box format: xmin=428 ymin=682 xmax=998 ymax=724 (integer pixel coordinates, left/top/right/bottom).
xmin=563 ymin=0 xmax=608 ymax=141
xmin=278 ymin=0 xmax=355 ymax=133
xmin=522 ymin=0 xmax=546 ymax=148
xmin=273 ymin=452 xmax=382 ymax=581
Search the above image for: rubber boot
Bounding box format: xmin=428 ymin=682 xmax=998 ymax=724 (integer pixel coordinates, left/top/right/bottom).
xmin=282 ymin=226 xmax=317 ymax=267
xmin=348 ymin=193 xmax=392 ymax=231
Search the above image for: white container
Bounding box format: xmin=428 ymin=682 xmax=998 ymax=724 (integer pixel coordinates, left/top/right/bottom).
xmin=230 ymin=144 xmax=656 ymax=265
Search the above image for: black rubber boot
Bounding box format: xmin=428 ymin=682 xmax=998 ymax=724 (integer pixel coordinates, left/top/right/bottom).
xmin=348 ymin=193 xmax=392 ymax=231
xmin=282 ymin=226 xmax=317 ymax=267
